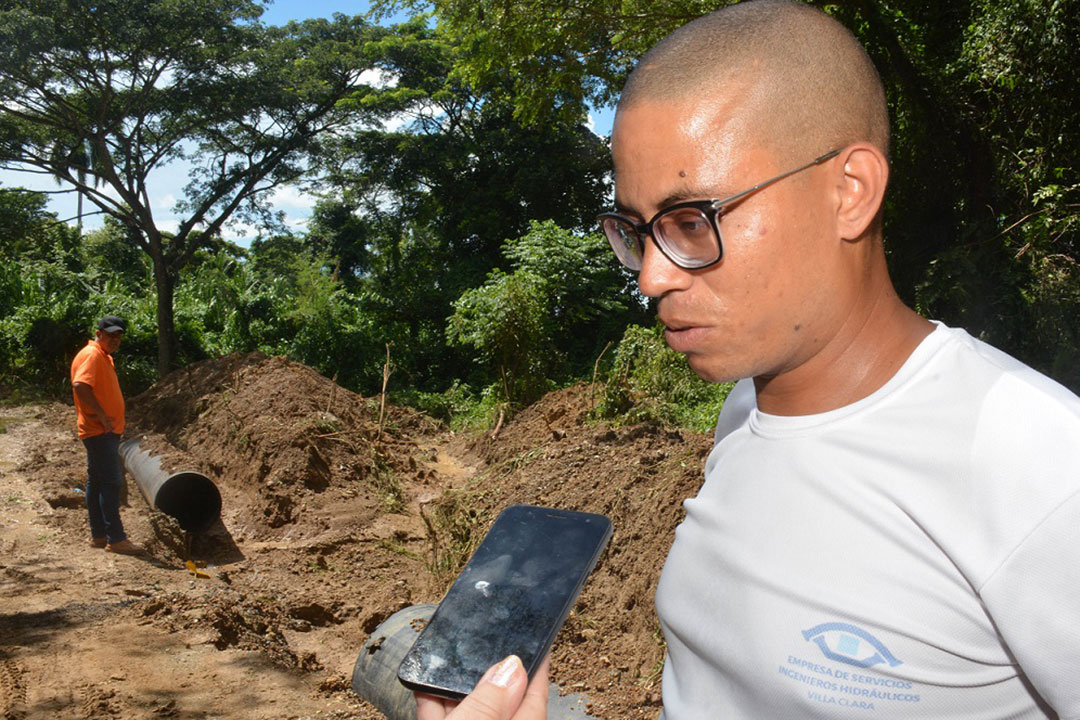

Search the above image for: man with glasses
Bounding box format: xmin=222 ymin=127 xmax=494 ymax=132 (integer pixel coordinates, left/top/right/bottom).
xmin=417 ymin=2 xmax=1080 ymax=719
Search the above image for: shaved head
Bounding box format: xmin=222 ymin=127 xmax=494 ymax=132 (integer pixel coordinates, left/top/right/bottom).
xmin=618 ymin=0 xmax=889 ymax=162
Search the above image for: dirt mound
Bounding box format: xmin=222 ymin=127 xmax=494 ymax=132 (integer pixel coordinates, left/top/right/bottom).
xmin=126 ymin=352 xmax=438 ymax=541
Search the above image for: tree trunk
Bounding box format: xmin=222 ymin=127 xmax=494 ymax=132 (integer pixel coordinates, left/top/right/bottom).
xmin=149 ymin=235 xmax=177 ymax=377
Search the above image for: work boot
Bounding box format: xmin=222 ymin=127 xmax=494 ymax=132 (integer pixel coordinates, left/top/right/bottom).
xmin=90 ymin=537 xmax=107 ymax=549
xmin=105 ymin=539 xmax=143 ymax=555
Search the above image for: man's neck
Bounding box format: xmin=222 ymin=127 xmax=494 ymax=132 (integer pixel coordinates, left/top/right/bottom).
xmin=753 ymin=280 xmax=934 ymax=416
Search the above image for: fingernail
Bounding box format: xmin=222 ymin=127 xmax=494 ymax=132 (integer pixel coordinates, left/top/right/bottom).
xmin=487 ymin=655 xmax=521 ymax=688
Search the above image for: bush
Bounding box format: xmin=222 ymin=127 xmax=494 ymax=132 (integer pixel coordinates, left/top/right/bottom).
xmin=447 ymin=269 xmax=552 ymax=406
xmin=596 ymin=323 xmax=735 ymax=433
xmin=447 ymin=221 xmax=648 ymax=406
xmin=392 ymin=380 xmax=503 ymax=431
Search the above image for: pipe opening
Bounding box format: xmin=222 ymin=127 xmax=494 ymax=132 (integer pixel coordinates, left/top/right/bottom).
xmin=155 ymin=471 xmax=223 ymax=533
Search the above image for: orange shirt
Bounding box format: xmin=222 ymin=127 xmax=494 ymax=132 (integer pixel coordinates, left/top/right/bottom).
xmin=70 ymin=339 xmax=125 ymax=438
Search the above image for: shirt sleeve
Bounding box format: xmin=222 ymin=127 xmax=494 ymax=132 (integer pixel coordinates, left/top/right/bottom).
xmin=71 ymin=349 xmax=99 ymax=388
xmin=979 ymin=487 xmax=1080 ymax=718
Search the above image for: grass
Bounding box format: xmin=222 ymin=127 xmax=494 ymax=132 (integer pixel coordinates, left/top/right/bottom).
xmin=641 ymin=622 xmax=668 ymax=687
xmin=303 ymin=556 xmax=337 ymax=573
xmin=594 ymin=323 xmax=736 ymax=433
xmin=419 ymin=488 xmax=494 ymax=588
xmin=369 ymin=455 xmax=406 ymax=513
xmin=377 ymin=537 xmax=421 ymax=560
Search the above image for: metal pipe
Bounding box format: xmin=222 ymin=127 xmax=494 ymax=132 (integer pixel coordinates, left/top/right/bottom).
xmin=119 ymin=438 xmax=222 ymax=533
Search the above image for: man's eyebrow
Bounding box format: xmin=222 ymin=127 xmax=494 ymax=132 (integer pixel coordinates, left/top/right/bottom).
xmin=613 ymin=187 xmax=717 ymax=219
xmin=613 ymin=198 xmax=641 ymax=217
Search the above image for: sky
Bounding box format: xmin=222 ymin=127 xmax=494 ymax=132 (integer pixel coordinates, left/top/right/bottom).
xmin=0 ymin=0 xmax=616 ymax=241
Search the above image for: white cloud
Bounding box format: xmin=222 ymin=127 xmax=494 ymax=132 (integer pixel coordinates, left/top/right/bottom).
xmin=268 ymin=184 xmax=317 ymax=211
xmin=154 ymin=193 xmax=177 ymax=210
xmin=359 ymin=67 xmax=396 ymax=89
xmin=156 ymin=219 xmax=180 ymax=235
xmin=285 ymin=214 xmax=311 ymax=232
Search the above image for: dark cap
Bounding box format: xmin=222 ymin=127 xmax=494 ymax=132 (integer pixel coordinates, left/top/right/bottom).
xmin=97 ymin=315 xmax=126 ymax=334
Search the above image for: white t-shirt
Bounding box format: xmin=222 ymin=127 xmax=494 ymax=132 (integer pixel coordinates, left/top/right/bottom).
xmin=655 ymin=324 xmax=1080 ymax=719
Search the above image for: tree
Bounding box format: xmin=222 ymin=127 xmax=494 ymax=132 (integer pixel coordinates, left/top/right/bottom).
xmin=0 ymin=185 xmax=54 ymax=261
xmin=378 ymin=0 xmax=1080 ymax=390
xmin=0 ymin=0 xmax=406 ymax=375
xmin=500 ymin=220 xmax=647 ymax=371
xmin=372 ymin=0 xmax=715 ymax=122
xmin=448 ymin=221 xmax=647 ymax=405
xmin=448 ymin=267 xmax=549 ymax=404
xmin=306 ymin=20 xmax=614 ymax=391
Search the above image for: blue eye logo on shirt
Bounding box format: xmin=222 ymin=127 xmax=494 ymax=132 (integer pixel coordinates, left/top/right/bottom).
xmin=802 ymin=622 xmax=903 ymax=669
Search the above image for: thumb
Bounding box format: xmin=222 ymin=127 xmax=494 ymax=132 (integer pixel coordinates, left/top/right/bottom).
xmin=452 ymin=655 xmax=528 ymax=720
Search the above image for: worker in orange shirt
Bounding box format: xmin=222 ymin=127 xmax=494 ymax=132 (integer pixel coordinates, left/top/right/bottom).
xmin=70 ymin=315 xmax=141 ymax=555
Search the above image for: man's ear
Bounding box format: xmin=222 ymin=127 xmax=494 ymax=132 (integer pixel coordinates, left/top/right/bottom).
xmin=834 ymin=143 xmax=888 ymax=241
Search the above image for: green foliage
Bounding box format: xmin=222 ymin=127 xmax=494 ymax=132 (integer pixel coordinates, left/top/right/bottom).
xmin=0 ymin=0 xmax=418 ymax=374
xmin=1023 ymin=253 xmax=1080 ymax=386
xmin=502 ymin=220 xmax=645 ymax=357
xmin=305 ymin=21 xmax=615 ymax=393
xmin=448 ymin=221 xmax=647 ymax=406
xmin=7 ymin=0 xmax=1077 ymax=415
xmin=942 ymin=0 xmax=1080 ymax=389
xmin=80 ymin=220 xmax=151 ymax=292
xmin=0 ymin=218 xmax=159 ymax=395
xmin=393 ymin=380 xmax=505 ymax=432
xmin=0 ymin=187 xmax=55 ymax=261
xmin=373 ymin=0 xmax=716 ymax=123
xmin=0 ymin=264 xmax=87 ymax=391
xmin=596 ymin=323 xmax=734 ymax=432
xmin=170 ymin=243 xmax=392 ymax=393
xmin=448 ymin=269 xmax=550 ymax=404
xmin=376 ymin=0 xmax=1080 ymax=392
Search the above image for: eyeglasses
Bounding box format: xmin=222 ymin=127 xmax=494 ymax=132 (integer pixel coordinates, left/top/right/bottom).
xmin=597 ymin=148 xmax=841 ymax=271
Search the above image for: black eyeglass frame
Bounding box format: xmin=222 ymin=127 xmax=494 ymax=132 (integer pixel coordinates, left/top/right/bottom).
xmin=598 ymin=148 xmax=842 ymax=271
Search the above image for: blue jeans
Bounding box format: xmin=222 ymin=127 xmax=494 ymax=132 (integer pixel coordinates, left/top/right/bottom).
xmin=82 ymin=432 xmax=127 ymax=544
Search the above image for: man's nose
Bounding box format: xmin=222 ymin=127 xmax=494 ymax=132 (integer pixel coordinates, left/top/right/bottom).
xmin=637 ymin=237 xmax=692 ymax=298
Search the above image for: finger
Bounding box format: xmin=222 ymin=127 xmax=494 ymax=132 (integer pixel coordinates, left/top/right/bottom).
xmin=416 ymin=691 xmax=455 ymax=720
xmin=514 ymin=654 xmax=550 ymax=719
xmin=450 ymin=655 xmax=528 ymax=720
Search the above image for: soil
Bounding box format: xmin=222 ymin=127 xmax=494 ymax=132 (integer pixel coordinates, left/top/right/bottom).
xmin=0 ymin=353 xmax=712 ymax=720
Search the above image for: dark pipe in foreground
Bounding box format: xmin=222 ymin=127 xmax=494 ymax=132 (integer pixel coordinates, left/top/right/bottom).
xmin=353 ymin=604 xmax=591 ymax=720
xmin=119 ymin=438 xmax=222 ymax=533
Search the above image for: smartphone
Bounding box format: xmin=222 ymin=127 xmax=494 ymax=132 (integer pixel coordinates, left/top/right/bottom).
xmin=397 ymin=504 xmax=613 ymax=699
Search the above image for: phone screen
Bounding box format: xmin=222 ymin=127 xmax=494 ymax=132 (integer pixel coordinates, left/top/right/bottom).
xmin=397 ymin=504 xmax=612 ymax=699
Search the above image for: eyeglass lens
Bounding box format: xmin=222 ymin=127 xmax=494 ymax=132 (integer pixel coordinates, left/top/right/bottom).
xmin=654 ymin=208 xmax=719 ymax=267
xmin=601 ymin=217 xmax=645 ymax=270
xmin=601 ymin=207 xmax=720 ymax=271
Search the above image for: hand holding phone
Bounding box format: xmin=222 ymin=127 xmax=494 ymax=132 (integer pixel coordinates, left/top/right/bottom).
xmin=399 ymin=504 xmax=613 ymax=700
xmin=415 ymin=655 xmax=549 ymax=720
